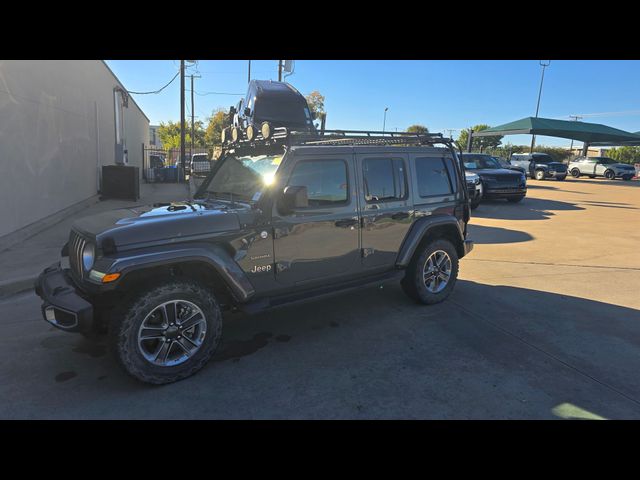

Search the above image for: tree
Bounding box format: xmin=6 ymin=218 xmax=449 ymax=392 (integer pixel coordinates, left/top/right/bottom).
xmin=455 ymin=124 xmax=503 ymax=152
xmin=305 ymin=91 xmax=325 ymax=121
xmin=406 ymin=124 xmax=429 ymax=134
xmin=157 ymin=120 xmax=206 ymax=151
xmin=605 ymin=146 xmax=640 ymax=164
xmin=205 ymin=108 xmax=228 ymax=146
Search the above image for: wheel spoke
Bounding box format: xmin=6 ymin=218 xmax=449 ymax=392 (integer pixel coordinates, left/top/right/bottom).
xmin=163 ymin=302 xmax=177 ymax=325
xmin=140 ymin=331 xmax=165 ymax=341
xmin=181 ymin=333 xmax=200 ymax=348
xmin=175 ymin=338 xmax=194 ymax=356
xmin=180 ymin=312 xmax=204 ymax=331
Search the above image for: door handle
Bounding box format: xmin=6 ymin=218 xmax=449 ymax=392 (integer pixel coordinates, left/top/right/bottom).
xmin=391 ymin=212 xmax=410 ymax=220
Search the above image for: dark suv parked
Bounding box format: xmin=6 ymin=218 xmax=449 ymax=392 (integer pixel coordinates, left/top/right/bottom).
xmin=35 ymin=130 xmax=473 ymax=384
xmin=462 ymin=153 xmax=527 ymax=203
xmin=510 ymin=153 xmax=567 ymax=181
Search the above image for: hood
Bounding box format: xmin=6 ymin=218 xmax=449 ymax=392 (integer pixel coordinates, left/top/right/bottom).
xmin=472 ymin=168 xmax=523 ymax=177
xmin=72 ymin=201 xmax=243 ymax=249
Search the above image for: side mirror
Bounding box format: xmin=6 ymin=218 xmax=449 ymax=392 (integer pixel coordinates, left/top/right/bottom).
xmin=279 ymin=186 xmax=308 ymax=213
xmin=244 ymin=107 xmax=251 ymax=117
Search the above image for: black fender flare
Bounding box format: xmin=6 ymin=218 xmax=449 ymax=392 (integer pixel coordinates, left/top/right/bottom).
xmin=105 ymin=243 xmax=255 ymax=302
xmin=396 ymin=216 xmax=465 ymax=268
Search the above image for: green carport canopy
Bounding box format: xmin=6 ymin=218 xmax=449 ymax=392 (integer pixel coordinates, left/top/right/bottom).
xmin=591 ymin=131 xmax=640 ymax=147
xmin=473 ymin=117 xmax=640 ymax=144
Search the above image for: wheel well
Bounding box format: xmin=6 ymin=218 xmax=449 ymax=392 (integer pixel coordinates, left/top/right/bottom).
xmin=115 ymin=262 xmax=235 ymax=307
xmin=416 ymin=224 xmax=464 ymax=260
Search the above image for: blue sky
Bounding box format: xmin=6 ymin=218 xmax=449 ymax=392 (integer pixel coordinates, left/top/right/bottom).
xmin=106 ymin=60 xmax=640 ymax=147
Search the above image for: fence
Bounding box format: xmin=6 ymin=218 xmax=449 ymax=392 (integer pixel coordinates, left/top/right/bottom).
xmin=141 ymin=146 xmax=222 ymax=183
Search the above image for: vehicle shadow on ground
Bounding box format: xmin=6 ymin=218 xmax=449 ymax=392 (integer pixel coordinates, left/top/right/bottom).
xmin=567 ymin=178 xmax=640 ymax=187
xmin=525 ymin=183 xmax=590 ymax=194
xmin=22 ymin=279 xmax=640 ymax=418
xmin=467 ymin=224 xmax=534 ymax=244
xmin=473 ymin=197 xmax=585 ymax=221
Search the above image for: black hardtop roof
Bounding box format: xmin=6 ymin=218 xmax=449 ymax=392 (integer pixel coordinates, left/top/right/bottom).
xmin=251 ymin=80 xmax=305 ymax=100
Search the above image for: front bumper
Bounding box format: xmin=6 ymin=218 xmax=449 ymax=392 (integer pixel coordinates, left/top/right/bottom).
xmin=483 ymin=186 xmax=527 ymax=198
xmin=546 ymin=170 xmax=567 ymax=178
xmin=34 ymin=263 xmax=93 ymax=333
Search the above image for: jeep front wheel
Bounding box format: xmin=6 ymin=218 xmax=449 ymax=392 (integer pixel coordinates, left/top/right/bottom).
xmin=110 ymin=281 xmax=222 ymax=385
xmin=401 ymin=239 xmax=459 ymax=305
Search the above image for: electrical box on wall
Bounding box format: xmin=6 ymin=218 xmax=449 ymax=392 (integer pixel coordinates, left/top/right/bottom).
xmin=101 ymin=165 xmax=139 ymax=201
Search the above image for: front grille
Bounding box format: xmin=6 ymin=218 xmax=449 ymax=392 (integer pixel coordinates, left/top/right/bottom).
xmin=496 ymin=175 xmax=521 ymax=183
xmin=68 ymin=230 xmax=86 ymax=280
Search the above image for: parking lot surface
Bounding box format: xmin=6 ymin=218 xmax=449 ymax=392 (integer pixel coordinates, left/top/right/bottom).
xmin=1 ymin=177 xmax=639 ymax=419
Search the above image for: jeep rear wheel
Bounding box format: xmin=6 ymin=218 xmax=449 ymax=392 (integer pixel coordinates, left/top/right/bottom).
xmin=401 ymin=239 xmax=459 ymax=305
xmin=110 ymin=281 xmax=222 ymax=385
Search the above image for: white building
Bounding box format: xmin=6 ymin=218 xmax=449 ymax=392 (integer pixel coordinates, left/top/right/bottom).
xmin=0 ymin=60 xmax=150 ymax=244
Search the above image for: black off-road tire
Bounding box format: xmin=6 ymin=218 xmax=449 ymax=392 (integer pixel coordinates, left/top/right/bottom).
xmin=109 ymin=281 xmax=223 ymax=385
xmin=401 ymin=238 xmax=459 ymax=305
xmin=507 ymin=195 xmax=525 ymax=203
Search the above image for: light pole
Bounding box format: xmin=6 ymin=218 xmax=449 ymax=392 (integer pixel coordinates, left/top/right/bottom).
xmin=568 ymin=115 xmax=582 ymax=155
xmin=530 ymin=60 xmax=551 ymax=153
xmin=383 ymin=107 xmax=389 ymax=134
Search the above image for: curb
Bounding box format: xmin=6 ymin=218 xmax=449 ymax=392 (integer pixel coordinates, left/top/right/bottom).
xmin=0 ymin=276 xmax=37 ymax=299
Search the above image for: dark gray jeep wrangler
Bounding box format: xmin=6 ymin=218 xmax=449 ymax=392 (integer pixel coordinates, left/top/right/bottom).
xmin=35 ymin=129 xmax=474 ymax=384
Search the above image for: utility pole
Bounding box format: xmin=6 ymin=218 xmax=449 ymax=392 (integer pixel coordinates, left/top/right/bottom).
xmin=190 ymin=74 xmax=201 ymax=161
xmin=248 ymin=60 xmax=251 ymax=84
xmin=569 ymin=115 xmax=582 ymax=155
xmin=530 ymin=60 xmax=551 ymax=153
xmin=278 ymin=60 xmax=283 ymax=81
xmin=180 ymin=60 xmax=186 ymax=184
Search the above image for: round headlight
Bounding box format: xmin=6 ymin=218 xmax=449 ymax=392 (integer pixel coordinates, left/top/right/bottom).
xmin=261 ymin=121 xmax=272 ymax=139
xmin=82 ymin=242 xmax=95 ymax=271
xmin=246 ymin=125 xmax=256 ymax=141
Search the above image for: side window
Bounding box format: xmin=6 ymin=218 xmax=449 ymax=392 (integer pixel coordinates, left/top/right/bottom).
xmin=443 ymin=157 xmax=459 ymax=193
xmin=362 ymin=157 xmax=407 ymax=202
xmin=287 ymin=159 xmax=348 ymax=207
xmin=415 ymin=157 xmax=453 ymax=197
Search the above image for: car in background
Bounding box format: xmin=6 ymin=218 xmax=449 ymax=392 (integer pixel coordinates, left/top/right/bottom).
xmin=223 ymin=80 xmax=316 ymax=144
xmin=465 ymin=171 xmax=482 ymax=209
xmin=492 ymin=156 xmax=527 ymax=175
xmin=568 ymin=156 xmax=636 ymax=180
xmin=190 ymin=153 xmax=212 ymax=177
xmin=462 ymin=153 xmax=527 ymax=203
xmin=149 ymin=154 xmax=165 ymax=169
xmin=510 ymin=153 xmax=567 ymax=181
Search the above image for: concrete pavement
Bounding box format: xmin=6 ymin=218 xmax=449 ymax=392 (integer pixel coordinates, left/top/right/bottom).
xmin=0 ymin=176 xmax=639 ymax=419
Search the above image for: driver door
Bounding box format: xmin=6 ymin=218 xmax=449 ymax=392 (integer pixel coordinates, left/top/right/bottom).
xmin=271 ymin=153 xmax=361 ymax=287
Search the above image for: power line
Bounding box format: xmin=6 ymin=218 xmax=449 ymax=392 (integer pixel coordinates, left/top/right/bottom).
xmin=192 ymin=90 xmax=244 ymax=96
xmin=128 ymin=70 xmax=180 ymax=95
xmin=567 ymin=110 xmax=640 ymax=118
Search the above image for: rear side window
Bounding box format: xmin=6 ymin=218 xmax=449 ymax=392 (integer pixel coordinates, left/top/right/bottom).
xmin=415 ymin=157 xmax=453 ymax=197
xmin=443 ymin=157 xmax=459 ymax=193
xmin=287 ymin=159 xmax=348 ymax=207
xmin=363 ymin=158 xmax=407 ymax=202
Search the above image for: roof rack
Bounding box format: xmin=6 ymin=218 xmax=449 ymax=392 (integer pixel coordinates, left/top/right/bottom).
xmin=222 ymin=127 xmax=455 ymax=154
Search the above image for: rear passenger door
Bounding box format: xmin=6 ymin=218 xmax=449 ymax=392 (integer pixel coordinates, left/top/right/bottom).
xmin=357 ymin=153 xmax=413 ymax=270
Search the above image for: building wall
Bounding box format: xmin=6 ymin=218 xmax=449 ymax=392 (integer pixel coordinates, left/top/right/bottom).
xmin=0 ymin=60 xmax=149 ymax=239
xmin=149 ymin=125 xmax=162 ymax=148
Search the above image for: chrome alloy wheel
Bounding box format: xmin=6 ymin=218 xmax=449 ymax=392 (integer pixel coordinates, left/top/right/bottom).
xmin=137 ymin=300 xmax=207 ymax=367
xmin=423 ymin=250 xmax=452 ymax=294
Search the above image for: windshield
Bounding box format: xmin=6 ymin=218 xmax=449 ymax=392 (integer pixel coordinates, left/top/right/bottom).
xmin=199 ymin=153 xmax=282 ymax=201
xmin=463 ymin=155 xmax=501 ymax=170
xmin=254 ymin=98 xmax=312 ymax=127
xmin=532 ymin=154 xmax=554 ymax=164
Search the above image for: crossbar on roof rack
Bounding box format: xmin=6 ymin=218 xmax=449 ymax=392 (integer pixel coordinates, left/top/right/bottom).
xmin=223 ymin=127 xmax=454 ymax=152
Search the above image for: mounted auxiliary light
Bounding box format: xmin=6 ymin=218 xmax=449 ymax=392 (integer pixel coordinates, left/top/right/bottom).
xmin=231 ymin=127 xmax=241 ymax=143
xmin=221 ymin=127 xmax=228 ymax=144
xmin=246 ymin=125 xmax=256 ymax=141
xmin=261 ymin=121 xmax=272 ymax=139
